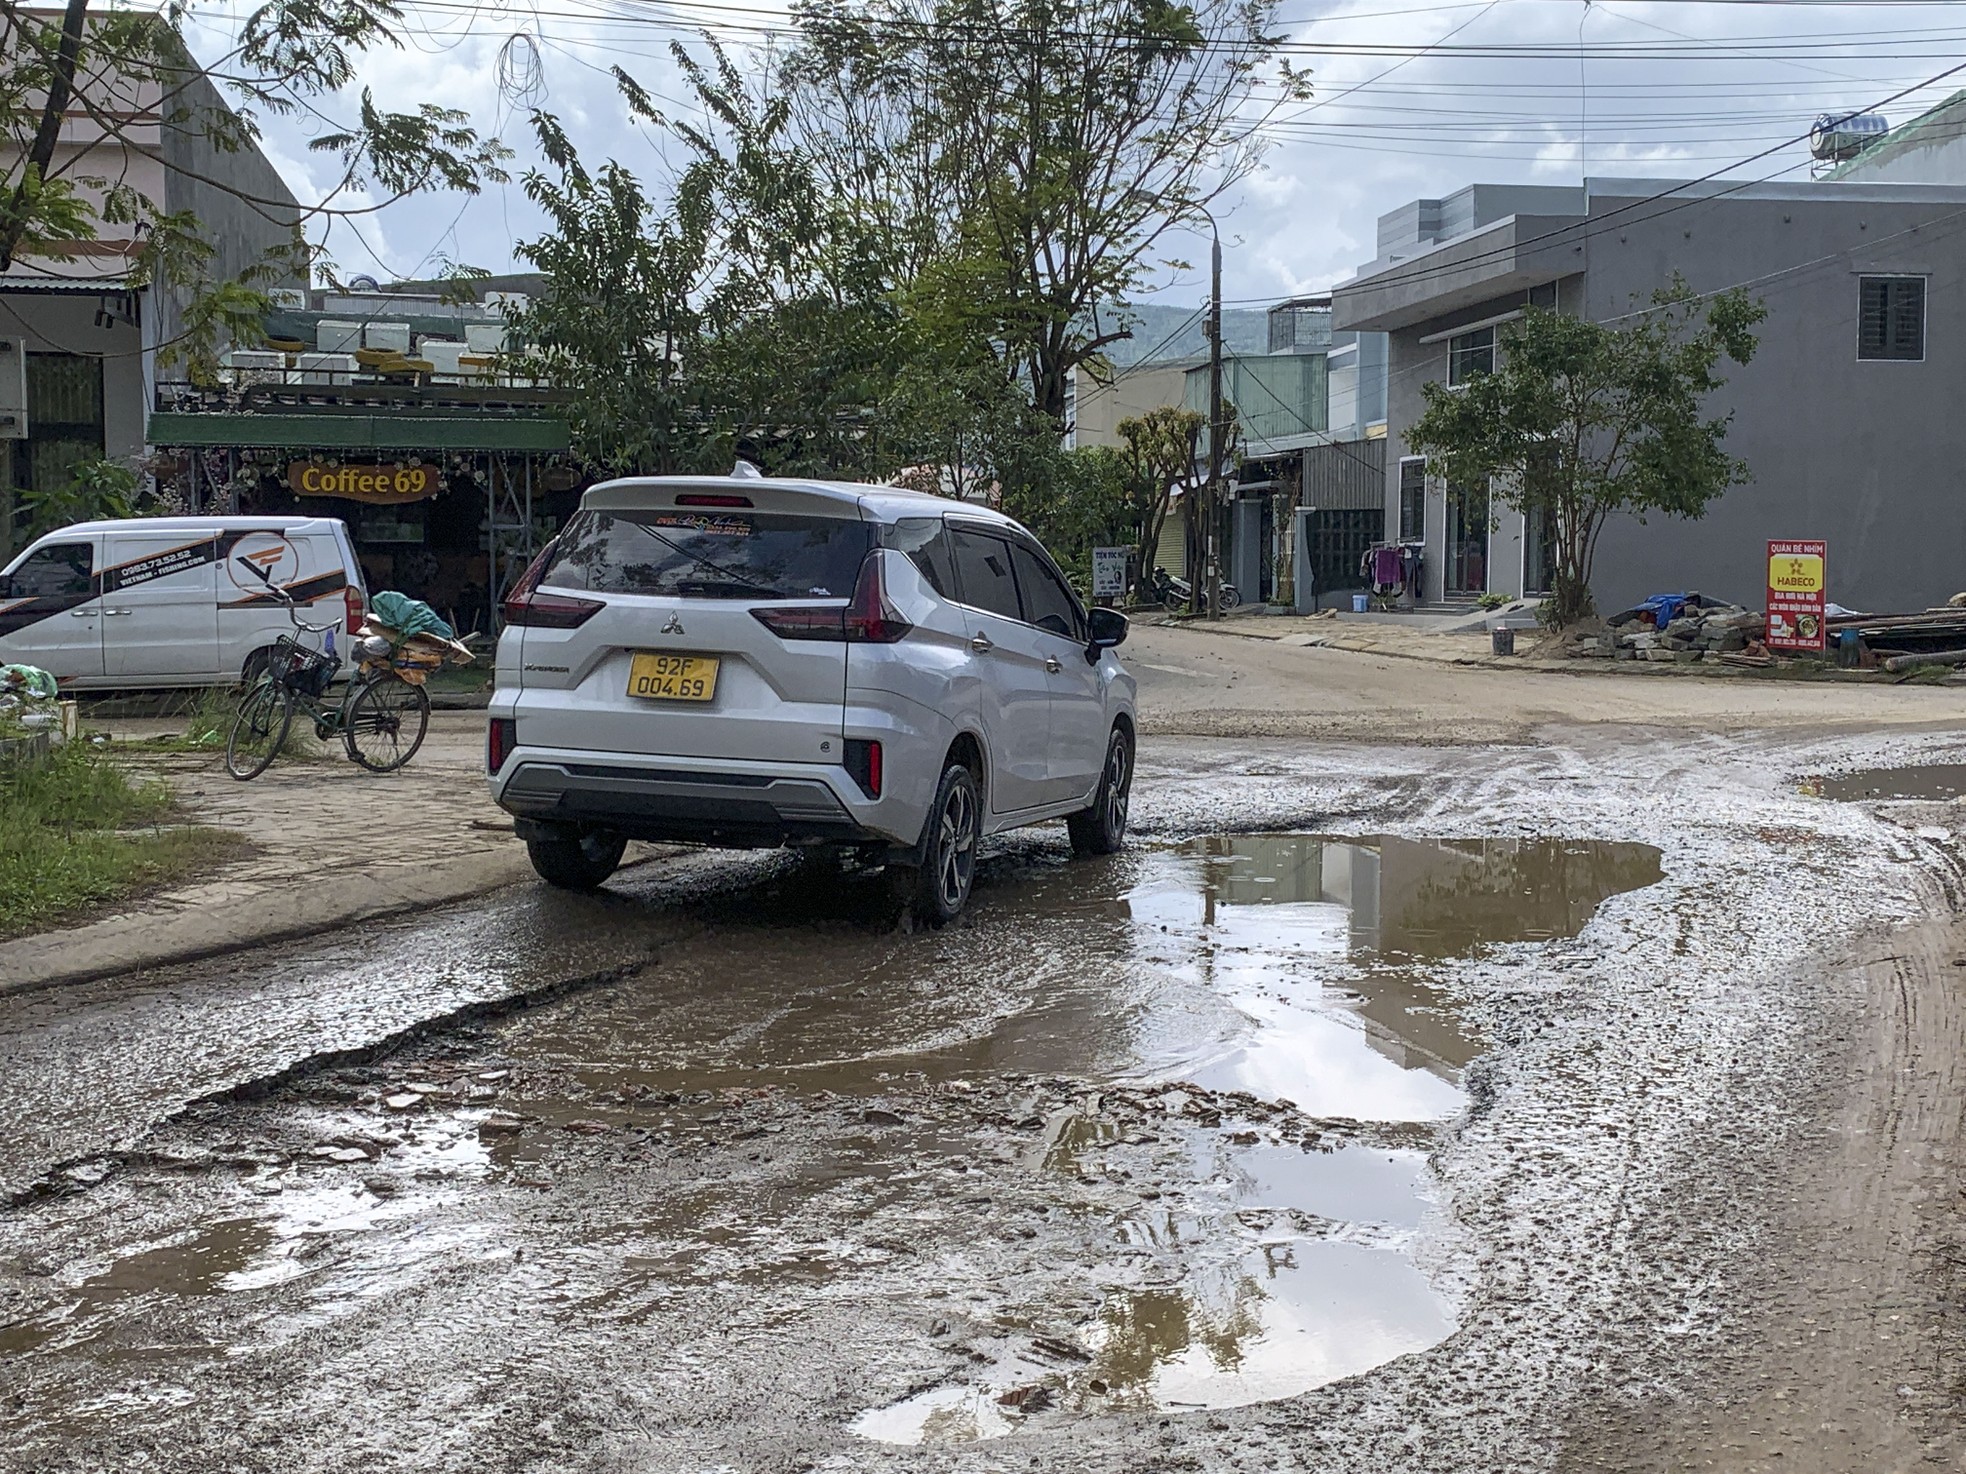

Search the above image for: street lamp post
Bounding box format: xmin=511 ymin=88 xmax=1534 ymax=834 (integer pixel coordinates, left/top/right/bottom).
xmin=1187 ymin=216 xmax=1218 ymax=621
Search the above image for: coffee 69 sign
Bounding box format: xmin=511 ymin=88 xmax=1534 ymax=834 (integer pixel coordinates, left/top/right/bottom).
xmin=288 ymin=461 xmax=438 ymax=504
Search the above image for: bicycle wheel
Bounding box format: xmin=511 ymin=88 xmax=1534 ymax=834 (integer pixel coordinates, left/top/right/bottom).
xmin=343 ymin=674 xmax=431 ymax=772
xmin=225 ymin=678 xmax=294 ymax=781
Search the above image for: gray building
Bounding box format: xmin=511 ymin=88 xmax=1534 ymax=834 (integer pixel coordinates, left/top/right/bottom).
xmin=0 ymin=29 xmax=301 ymax=553
xmin=1333 ymin=177 xmax=1966 ymax=614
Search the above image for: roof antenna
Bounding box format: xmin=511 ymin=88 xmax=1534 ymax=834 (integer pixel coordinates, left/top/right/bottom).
xmin=731 ymin=459 xmax=764 ymax=479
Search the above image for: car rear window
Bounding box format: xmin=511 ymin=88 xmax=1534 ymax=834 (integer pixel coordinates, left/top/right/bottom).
xmin=541 ymin=510 xmax=875 ymax=600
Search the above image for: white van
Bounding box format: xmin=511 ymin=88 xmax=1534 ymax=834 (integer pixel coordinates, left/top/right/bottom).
xmin=0 ymin=516 xmax=369 ymax=690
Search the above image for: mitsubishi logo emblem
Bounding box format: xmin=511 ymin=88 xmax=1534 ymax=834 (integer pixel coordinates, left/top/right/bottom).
xmin=661 ymin=613 xmax=686 ymax=635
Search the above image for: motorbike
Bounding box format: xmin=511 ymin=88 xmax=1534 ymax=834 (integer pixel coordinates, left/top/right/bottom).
xmin=1151 ymin=566 xmax=1241 ymax=611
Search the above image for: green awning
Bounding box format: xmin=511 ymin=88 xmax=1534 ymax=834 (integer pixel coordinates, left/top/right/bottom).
xmin=147 ymin=411 xmax=569 ymax=453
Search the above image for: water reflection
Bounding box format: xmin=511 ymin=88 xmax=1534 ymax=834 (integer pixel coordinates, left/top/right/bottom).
xmin=1129 ymin=835 xmax=1661 ymax=1119
xmin=1089 ymin=1238 xmax=1453 ymax=1411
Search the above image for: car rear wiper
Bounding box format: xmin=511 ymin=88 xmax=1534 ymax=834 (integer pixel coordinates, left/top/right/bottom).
xmin=670 ymin=578 xmax=793 ymax=599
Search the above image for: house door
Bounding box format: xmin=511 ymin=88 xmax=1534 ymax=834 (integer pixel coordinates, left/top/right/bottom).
xmin=1446 ymin=481 xmax=1489 ymax=595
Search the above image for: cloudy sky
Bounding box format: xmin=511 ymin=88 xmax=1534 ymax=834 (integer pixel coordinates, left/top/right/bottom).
xmin=181 ymin=0 xmax=1966 ymax=308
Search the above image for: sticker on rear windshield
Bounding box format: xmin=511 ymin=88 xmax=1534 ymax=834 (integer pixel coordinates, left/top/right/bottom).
xmin=642 ymin=513 xmax=752 ymax=537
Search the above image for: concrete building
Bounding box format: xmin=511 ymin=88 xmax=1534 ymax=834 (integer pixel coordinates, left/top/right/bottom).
xmin=0 ymin=18 xmax=301 ymax=553
xmin=1333 ymin=177 xmax=1966 ymax=614
xmin=1066 ymin=356 xmax=1203 ymax=452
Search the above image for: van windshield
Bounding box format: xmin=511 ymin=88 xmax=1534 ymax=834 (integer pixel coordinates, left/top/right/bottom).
xmin=540 ymin=510 xmax=874 ymax=600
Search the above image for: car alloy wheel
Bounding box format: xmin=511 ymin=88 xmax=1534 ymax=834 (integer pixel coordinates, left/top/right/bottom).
xmin=1101 ymin=732 xmax=1131 ymax=838
xmin=936 ymin=775 xmax=978 ymax=913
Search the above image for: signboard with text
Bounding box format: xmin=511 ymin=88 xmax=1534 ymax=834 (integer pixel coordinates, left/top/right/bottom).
xmin=288 ymin=461 xmax=438 ymax=504
xmin=1091 ymin=546 xmax=1129 ymax=600
xmin=1766 ymin=539 xmax=1827 ymax=653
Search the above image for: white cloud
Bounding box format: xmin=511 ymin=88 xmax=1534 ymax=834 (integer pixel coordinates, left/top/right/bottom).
xmin=182 ymin=1 xmax=1966 ymax=302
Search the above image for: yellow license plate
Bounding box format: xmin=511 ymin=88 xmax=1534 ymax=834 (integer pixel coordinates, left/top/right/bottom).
xmin=627 ymin=652 xmax=720 ymax=702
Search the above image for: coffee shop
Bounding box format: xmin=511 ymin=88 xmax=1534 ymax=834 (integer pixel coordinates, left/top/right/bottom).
xmin=147 ymin=380 xmax=578 ymax=638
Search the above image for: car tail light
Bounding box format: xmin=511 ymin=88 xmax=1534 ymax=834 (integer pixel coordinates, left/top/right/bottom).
xmin=751 ymin=553 xmax=913 ymax=644
xmin=488 ymin=717 xmax=516 ymax=775
xmin=501 ymin=539 xmax=602 ymax=628
xmin=751 ymin=604 xmax=848 ymax=640
xmin=674 ymin=493 xmax=753 ymax=507
xmin=843 ymin=738 xmax=882 ymax=798
xmin=344 ymin=583 xmax=365 ymax=634
xmin=503 ymin=591 xmax=604 ymax=628
xmin=844 ymin=554 xmax=912 ymax=643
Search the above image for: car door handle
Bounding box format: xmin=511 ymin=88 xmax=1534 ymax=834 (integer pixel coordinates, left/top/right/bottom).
xmin=970 ymin=633 xmax=994 ymax=654
xmin=102 ymin=608 xmax=133 ymax=616
xmin=70 ymin=608 xmax=98 ymax=617
xmin=1044 ymin=654 xmax=1062 ymax=673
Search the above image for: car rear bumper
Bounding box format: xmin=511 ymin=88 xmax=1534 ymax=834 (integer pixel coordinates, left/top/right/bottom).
xmin=491 ymin=746 xmax=923 ymax=854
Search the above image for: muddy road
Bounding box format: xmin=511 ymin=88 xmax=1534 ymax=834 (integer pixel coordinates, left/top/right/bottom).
xmin=5 ymin=643 xmax=1966 ymax=1473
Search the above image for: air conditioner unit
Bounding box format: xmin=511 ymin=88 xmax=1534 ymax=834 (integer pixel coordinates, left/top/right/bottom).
xmin=267 ymin=287 xmax=308 ymax=310
xmin=484 ymin=291 xmax=530 ymax=314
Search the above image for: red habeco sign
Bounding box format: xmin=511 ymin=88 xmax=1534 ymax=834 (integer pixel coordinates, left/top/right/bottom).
xmin=1766 ymin=539 xmax=1827 ymax=653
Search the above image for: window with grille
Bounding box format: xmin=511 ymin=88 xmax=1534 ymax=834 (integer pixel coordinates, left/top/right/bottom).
xmin=19 ymin=353 xmax=105 ymax=497
xmin=1398 ymin=457 xmax=1426 ymax=542
xmin=1858 ymin=276 xmax=1924 ymax=361
xmin=1447 ymin=325 xmax=1496 ymax=384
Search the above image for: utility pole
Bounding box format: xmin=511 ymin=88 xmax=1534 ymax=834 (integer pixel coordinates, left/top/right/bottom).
xmin=1203 ymin=226 xmax=1224 ymax=620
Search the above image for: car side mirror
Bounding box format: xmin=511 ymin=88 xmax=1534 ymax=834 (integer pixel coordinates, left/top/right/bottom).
xmin=1086 ymin=606 xmax=1129 ymax=660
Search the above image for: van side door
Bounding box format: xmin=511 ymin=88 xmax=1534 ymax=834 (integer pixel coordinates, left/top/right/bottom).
xmin=0 ymin=534 xmax=104 ymax=680
xmin=100 ymin=532 xmax=222 ymax=678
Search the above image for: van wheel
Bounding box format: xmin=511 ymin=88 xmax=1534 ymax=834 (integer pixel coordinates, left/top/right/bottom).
xmin=526 ymin=829 xmax=627 ymax=890
xmin=894 ymin=763 xmax=980 ymax=926
xmin=241 ymin=648 xmax=274 ymax=686
xmin=1067 ymin=726 xmax=1133 ymax=856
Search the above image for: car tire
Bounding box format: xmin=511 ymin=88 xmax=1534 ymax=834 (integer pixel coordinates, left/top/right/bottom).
xmin=897 ymin=762 xmax=981 ymax=926
xmin=526 ymin=829 xmax=628 ymax=890
xmin=1067 ymin=725 xmax=1133 ymax=856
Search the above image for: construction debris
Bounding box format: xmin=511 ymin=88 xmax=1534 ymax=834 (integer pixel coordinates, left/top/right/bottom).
xmin=1568 ymin=594 xmax=1768 ymax=664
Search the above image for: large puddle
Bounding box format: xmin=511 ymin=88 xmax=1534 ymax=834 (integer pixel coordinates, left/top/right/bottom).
xmin=5 ymin=833 xmax=1663 ymax=1449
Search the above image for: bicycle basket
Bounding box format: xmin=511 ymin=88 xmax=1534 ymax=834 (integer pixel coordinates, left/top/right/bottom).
xmin=274 ymin=638 xmax=336 ymax=697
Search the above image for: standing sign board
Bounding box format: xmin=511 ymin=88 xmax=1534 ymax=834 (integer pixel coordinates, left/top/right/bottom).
xmin=1766 ymin=540 xmax=1827 ymax=653
xmin=1091 ymin=546 xmax=1129 ymax=601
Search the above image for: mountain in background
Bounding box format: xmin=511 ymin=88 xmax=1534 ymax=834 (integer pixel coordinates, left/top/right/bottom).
xmin=1095 ymin=303 xmax=1272 ymax=368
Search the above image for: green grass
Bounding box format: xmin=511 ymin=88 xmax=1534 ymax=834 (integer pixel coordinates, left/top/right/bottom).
xmin=148 ymin=684 xmax=329 ymax=762
xmin=423 ymin=663 xmax=492 ymax=695
xmin=0 ymin=738 xmax=249 ymax=938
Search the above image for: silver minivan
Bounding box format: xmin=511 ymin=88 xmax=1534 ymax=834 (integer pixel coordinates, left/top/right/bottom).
xmin=488 ymin=475 xmax=1138 ymax=923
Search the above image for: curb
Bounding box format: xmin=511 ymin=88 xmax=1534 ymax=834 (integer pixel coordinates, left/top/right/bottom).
xmin=0 ymin=849 xmax=535 ymax=998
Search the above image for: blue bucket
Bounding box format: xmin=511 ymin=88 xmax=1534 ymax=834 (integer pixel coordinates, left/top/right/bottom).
xmin=1351 ymin=593 xmax=1369 ymax=613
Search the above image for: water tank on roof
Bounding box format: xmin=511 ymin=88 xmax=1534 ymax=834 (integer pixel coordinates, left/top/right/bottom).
xmin=1811 ymin=112 xmax=1889 ymax=162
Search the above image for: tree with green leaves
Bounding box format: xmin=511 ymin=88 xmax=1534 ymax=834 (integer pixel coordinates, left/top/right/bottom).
xmin=1116 ymin=404 xmax=1209 ymax=601
xmin=790 ymin=0 xmax=1300 ymax=425
xmin=0 ymin=3 xmax=507 ymax=377
xmin=509 ymin=114 xmax=710 ymax=477
xmin=1405 ymin=282 xmax=1766 ymax=626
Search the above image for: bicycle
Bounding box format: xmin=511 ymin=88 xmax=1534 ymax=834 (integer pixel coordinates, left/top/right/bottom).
xmin=224 ymin=559 xmax=431 ymax=781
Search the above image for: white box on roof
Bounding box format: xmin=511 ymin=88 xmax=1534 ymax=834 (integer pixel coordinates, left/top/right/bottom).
xmin=464 ymin=321 xmax=507 ymax=354
xmin=316 ymin=319 xmax=362 ymax=353
xmin=417 ymin=340 xmax=467 ymax=375
xmin=295 ymin=352 xmax=356 ymax=385
xmin=364 ymin=322 xmax=412 ymax=353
